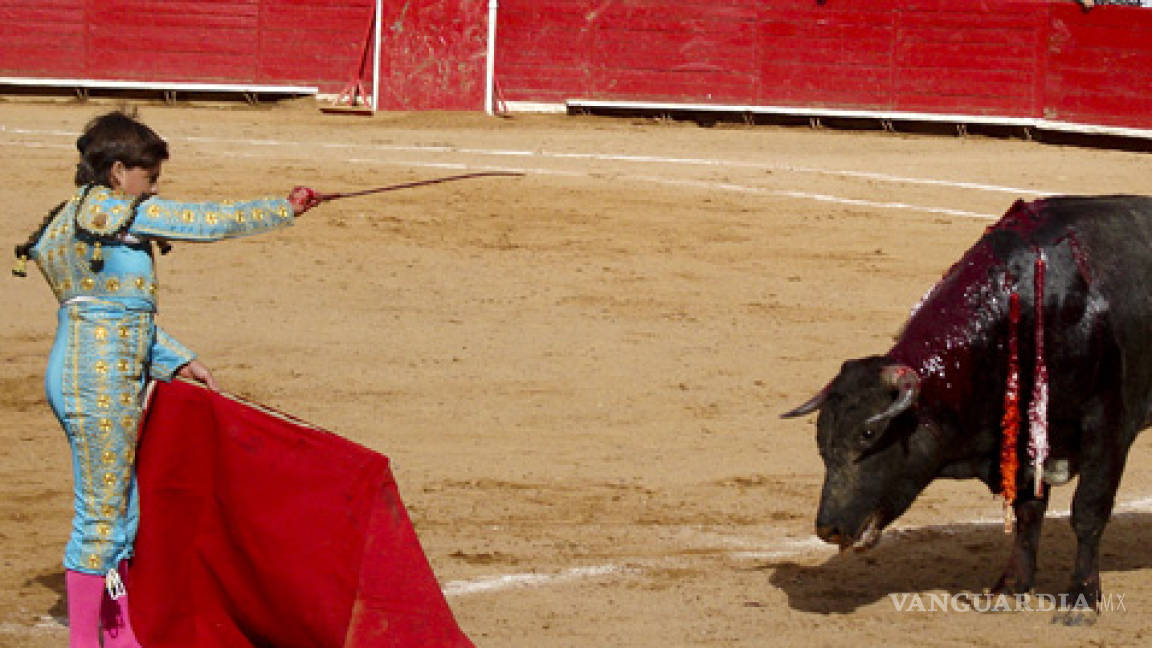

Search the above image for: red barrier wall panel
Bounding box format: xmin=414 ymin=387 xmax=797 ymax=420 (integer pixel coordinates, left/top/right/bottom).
xmin=893 ymin=4 xmax=1045 ymax=116
xmin=757 ymin=5 xmax=896 ymax=109
xmin=376 ymin=0 xmax=487 ymax=110
xmin=268 ymin=0 xmax=373 ymax=91
xmin=260 ymin=0 xmax=374 ymax=90
xmin=4 ymin=0 xmax=1152 ymax=131
xmin=1045 ymin=5 xmax=1152 ymax=129
xmin=0 ymin=0 xmax=86 ymax=77
xmin=588 ymin=2 xmax=758 ymax=103
xmin=0 ymin=0 xmax=373 ymax=93
xmin=86 ymin=1 xmax=259 ymax=82
xmin=500 ymin=0 xmax=1152 ymax=132
xmin=497 ymin=0 xmax=592 ymax=102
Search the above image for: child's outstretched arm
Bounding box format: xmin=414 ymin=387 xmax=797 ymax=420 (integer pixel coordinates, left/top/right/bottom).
xmin=75 ymin=185 xmax=317 ymax=243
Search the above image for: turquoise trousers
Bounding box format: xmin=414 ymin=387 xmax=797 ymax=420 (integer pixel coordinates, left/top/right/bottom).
xmin=46 ymin=298 xmax=153 ymax=575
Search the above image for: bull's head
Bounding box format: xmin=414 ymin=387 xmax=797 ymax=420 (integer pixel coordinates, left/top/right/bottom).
xmin=782 ymin=357 xmax=942 ymax=552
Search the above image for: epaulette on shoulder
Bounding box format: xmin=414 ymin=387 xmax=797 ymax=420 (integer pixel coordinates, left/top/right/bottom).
xmin=73 ymin=186 xmax=155 ymax=272
xmin=75 ymin=186 xmax=136 ymax=237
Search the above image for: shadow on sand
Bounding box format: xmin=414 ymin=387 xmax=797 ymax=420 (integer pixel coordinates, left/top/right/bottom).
xmin=763 ymin=511 xmax=1152 ymax=614
xmin=27 ymin=570 xmax=67 ymax=621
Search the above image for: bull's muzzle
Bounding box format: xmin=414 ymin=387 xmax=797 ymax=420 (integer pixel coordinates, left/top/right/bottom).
xmin=816 ymin=511 xmax=884 ymax=552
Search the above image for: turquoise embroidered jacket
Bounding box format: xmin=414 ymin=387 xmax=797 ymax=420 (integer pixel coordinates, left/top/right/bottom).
xmin=30 ymin=184 xmax=295 ymax=379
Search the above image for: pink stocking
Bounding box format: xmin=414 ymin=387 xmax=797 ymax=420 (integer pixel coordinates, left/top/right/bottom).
xmin=65 ymin=570 xmax=103 ymax=648
xmin=100 ymin=563 xmax=142 ymax=648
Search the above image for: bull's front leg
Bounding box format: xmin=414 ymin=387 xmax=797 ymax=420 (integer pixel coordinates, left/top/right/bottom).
xmin=992 ymin=491 xmax=1048 ymax=594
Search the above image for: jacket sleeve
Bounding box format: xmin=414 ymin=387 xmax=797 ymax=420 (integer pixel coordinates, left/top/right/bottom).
xmin=76 ymin=186 xmax=294 ymax=242
xmin=150 ymin=326 xmax=196 ymax=382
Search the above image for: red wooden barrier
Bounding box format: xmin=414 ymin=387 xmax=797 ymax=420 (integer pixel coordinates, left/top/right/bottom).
xmin=377 ymin=0 xmax=488 ymax=110
xmin=0 ymin=0 xmax=373 ymax=93
xmin=498 ymin=0 xmax=1152 ymax=135
xmin=0 ymin=0 xmax=86 ymax=78
xmin=756 ymin=1 xmax=899 ymax=109
xmin=1045 ymin=3 xmax=1152 ymax=129
xmin=892 ymin=1 xmax=1047 ymax=117
xmin=588 ymin=2 xmax=760 ymax=104
xmin=497 ymin=0 xmax=592 ymax=103
xmin=3 ymin=0 xmax=1152 ymax=134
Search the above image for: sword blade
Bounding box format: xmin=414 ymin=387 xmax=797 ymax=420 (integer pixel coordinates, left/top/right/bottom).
xmin=315 ymin=171 xmax=524 ymax=202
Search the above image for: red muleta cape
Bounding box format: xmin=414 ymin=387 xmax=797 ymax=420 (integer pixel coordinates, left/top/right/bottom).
xmin=129 ymin=379 xmax=474 ymax=648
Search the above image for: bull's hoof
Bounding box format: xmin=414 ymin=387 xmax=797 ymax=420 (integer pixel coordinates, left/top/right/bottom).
xmin=1054 ymin=580 xmax=1101 ymax=623
xmin=1051 ymin=609 xmax=1098 ymax=626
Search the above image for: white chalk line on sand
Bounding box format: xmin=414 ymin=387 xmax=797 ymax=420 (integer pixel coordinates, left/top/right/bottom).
xmin=623 ymin=174 xmax=998 ymax=220
xmin=181 ymin=135 xmax=1058 ymax=198
xmin=242 ymin=151 xmax=1004 ymax=220
xmin=7 ymin=493 xmax=1148 ymax=635
xmin=442 ymin=495 xmax=1152 ymax=598
xmin=441 ymin=564 xmax=633 ymax=597
xmin=3 ymin=504 xmax=1151 ymax=635
xmin=0 ymin=125 xmax=1049 ymax=196
xmin=0 ymin=124 xmax=1051 ymax=204
xmin=0 ymin=131 xmax=1003 ymax=220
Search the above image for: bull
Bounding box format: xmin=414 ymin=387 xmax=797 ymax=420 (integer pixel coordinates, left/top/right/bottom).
xmin=782 ymin=196 xmax=1152 ymax=615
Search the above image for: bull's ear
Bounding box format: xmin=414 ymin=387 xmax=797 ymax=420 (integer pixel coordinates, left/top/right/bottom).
xmin=780 ymin=386 xmax=829 ymax=419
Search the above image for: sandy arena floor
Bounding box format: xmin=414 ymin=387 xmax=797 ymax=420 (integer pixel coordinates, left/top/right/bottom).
xmin=3 ymin=100 xmax=1152 ymax=647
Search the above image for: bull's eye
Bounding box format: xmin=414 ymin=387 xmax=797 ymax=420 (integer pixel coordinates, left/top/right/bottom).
xmin=862 ymin=420 xmax=885 ymax=442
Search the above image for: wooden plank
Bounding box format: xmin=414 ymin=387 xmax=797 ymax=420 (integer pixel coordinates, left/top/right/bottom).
xmin=895 ymin=92 xmax=1037 ymax=117
xmin=0 ymin=7 xmax=84 ymax=22
xmin=764 ymin=37 xmax=893 ymax=67
xmin=758 ymin=9 xmax=896 ymax=68
xmin=258 ymin=0 xmax=371 ymax=89
xmin=0 ymin=0 xmax=84 ymax=77
xmin=88 ymin=26 xmax=257 ymax=57
xmin=594 ymin=7 xmax=757 ymax=31
xmin=374 ymin=0 xmax=487 ymax=109
xmin=149 ymin=53 xmax=260 ymax=83
xmin=897 ymin=47 xmax=1036 ymax=71
xmin=590 ymin=34 xmax=758 ymax=71
xmin=1044 ymin=3 xmax=1152 ymax=128
xmin=891 ymin=1 xmax=1043 ymax=119
xmin=895 ymin=68 xmax=1034 ymax=93
xmin=901 ymin=0 xmax=1044 ymax=13
xmin=588 ymin=68 xmax=760 ymax=104
xmin=759 ymin=62 xmax=893 ymax=107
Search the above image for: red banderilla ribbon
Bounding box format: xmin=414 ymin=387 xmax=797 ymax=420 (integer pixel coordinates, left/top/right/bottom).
xmin=313 ymin=171 xmax=524 ymax=203
xmin=1000 ymin=291 xmax=1021 ymax=533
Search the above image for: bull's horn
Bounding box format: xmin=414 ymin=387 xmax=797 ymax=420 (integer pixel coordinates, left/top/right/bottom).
xmin=864 ymin=365 xmax=920 ymax=426
xmin=780 ymin=385 xmax=830 ymax=419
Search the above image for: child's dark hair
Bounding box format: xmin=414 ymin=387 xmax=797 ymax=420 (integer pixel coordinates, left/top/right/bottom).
xmin=74 ymin=110 xmax=169 ymax=187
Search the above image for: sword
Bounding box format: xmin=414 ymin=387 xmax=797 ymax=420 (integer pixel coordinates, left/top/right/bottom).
xmin=313 ymin=171 xmax=524 ymax=202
